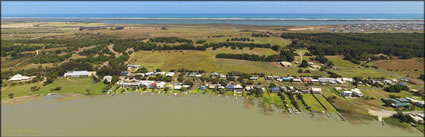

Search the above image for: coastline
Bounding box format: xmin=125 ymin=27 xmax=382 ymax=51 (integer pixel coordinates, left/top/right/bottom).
xmin=3 ymin=17 xmax=425 ymax=21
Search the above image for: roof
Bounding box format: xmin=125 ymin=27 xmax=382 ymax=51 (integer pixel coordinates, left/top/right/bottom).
xmin=64 ymin=71 xmax=90 ymax=76
xmin=9 ymin=74 xmax=31 ymax=81
xmin=225 ymin=85 xmax=234 ymax=89
xmin=269 ymin=87 xmax=279 ymax=91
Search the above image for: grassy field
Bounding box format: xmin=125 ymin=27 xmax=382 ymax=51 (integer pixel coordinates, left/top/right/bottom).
xmin=302 ymin=94 xmax=326 ymax=112
xmin=368 ymin=57 xmax=424 ymax=78
xmin=1 ymin=81 xmax=44 ymax=99
xmin=129 ymin=48 xmax=328 ymax=76
xmin=314 ymin=94 xmax=338 ymax=113
xmin=36 ymin=77 xmax=107 ymax=95
xmin=327 ymin=56 xmax=389 ymax=78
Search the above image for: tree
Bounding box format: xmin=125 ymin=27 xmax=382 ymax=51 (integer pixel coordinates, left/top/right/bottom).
xmin=297 ymin=69 xmax=304 ymax=73
xmin=299 ymin=60 xmax=308 ymax=68
xmin=8 ymin=93 xmax=14 ymax=98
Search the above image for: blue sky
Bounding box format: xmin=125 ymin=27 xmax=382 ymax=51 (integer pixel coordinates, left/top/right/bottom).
xmin=2 ymin=2 xmax=424 ymax=14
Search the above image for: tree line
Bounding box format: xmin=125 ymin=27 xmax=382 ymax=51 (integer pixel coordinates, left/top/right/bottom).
xmin=283 ymin=33 xmax=424 ymax=62
xmin=215 ymin=50 xmax=296 ymax=62
xmin=149 ymin=37 xmax=193 ymax=43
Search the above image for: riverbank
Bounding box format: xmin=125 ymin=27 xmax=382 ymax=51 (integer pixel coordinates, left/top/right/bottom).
xmin=2 ymin=93 xmax=422 ymax=136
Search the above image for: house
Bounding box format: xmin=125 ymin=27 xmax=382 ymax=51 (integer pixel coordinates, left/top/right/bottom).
xmin=299 ymin=89 xmax=310 ymax=94
xmin=342 ymin=78 xmax=354 ymax=83
xmin=292 ymin=78 xmax=302 ymax=82
xmin=351 ymin=88 xmax=363 ymax=97
xmin=135 ymin=73 xmax=145 ymax=77
xmin=409 ymin=113 xmax=424 ymax=123
xmin=288 ymin=86 xmax=295 ymax=92
xmin=390 ymin=98 xmax=410 ymax=108
xmin=245 ymin=85 xmax=252 ymax=91
xmin=234 ymin=84 xmax=243 ymax=93
xmin=249 ymin=76 xmax=258 ymax=80
xmin=311 ymin=87 xmax=322 ymax=94
xmin=398 ymin=82 xmax=407 ymax=86
xmin=165 ymin=72 xmax=175 ymax=77
xmin=103 ymin=76 xmax=113 ymax=83
xmin=198 ymin=86 xmax=206 ymax=90
xmin=120 ymin=71 xmax=130 ymax=77
xmin=302 ymin=77 xmax=312 ymax=83
xmin=280 ymin=86 xmax=288 ymax=92
xmin=269 ymin=87 xmax=280 ymax=93
xmin=156 ymin=82 xmax=166 ymax=89
xmin=408 ymin=80 xmax=420 ymax=85
xmin=280 ymin=61 xmax=292 ymax=67
xmin=414 ymin=101 xmax=424 ymax=108
xmin=334 ymin=87 xmax=342 ymax=91
xmin=210 ymin=72 xmax=219 ymax=77
xmin=253 ymin=85 xmax=261 ymax=90
xmin=282 ymin=77 xmax=292 ymax=82
xmin=8 ymin=74 xmax=32 ymax=81
xmin=310 ymin=65 xmax=321 ymax=69
xmin=311 ymin=79 xmax=319 ymax=82
xmin=174 ymin=85 xmax=182 ymax=90
xmin=64 ymin=71 xmax=91 ymax=77
xmin=308 ymin=62 xmax=314 ymax=66
xmin=219 ymin=74 xmax=227 ymax=79
xmin=127 ymin=64 xmax=141 ymax=70
xmin=208 ymin=84 xmax=216 ymax=89
xmin=335 ymin=78 xmax=345 ymax=84
xmin=341 ymin=91 xmax=353 ymax=97
xmin=117 ymin=80 xmax=140 ymax=87
xmin=225 ymin=85 xmax=234 ymax=91
xmin=318 ymin=78 xmax=327 ymax=83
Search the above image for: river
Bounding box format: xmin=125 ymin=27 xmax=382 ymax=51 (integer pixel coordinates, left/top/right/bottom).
xmin=1 ymin=93 xmax=422 ymax=136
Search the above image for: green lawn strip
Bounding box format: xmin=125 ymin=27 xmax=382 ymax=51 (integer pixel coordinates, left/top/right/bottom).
xmin=270 ymin=93 xmax=284 ymax=109
xmin=383 ymin=117 xmax=411 ymax=129
xmin=262 ymin=92 xmax=272 ymax=110
xmin=314 ymin=94 xmax=338 ymax=113
xmin=225 ymin=91 xmax=233 ymax=96
xmin=295 ymin=97 xmax=307 ymax=110
xmin=282 ymin=93 xmax=295 ymax=109
xmin=36 ymin=77 xmax=107 ymax=95
xmin=302 ymin=94 xmax=326 ymax=112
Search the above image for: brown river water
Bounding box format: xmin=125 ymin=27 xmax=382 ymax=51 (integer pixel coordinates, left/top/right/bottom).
xmin=1 ymin=93 xmax=422 ymax=136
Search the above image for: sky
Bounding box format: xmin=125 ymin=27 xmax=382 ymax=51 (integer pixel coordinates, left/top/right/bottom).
xmin=2 ymin=2 xmax=424 ymax=14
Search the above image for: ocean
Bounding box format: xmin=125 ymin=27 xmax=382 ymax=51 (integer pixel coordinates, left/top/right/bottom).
xmin=2 ymin=13 xmax=424 ymax=26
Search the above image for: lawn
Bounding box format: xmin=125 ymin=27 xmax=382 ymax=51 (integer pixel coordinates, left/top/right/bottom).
xmin=36 ymin=77 xmax=107 ymax=95
xmin=129 ymin=48 xmax=328 ymax=76
xmin=368 ymin=57 xmax=424 ymax=79
xmin=1 ymin=81 xmax=44 ymax=99
xmin=327 ymin=56 xmax=389 ymax=78
xmin=302 ymin=94 xmax=326 ymax=112
xmin=314 ymin=94 xmax=338 ymax=113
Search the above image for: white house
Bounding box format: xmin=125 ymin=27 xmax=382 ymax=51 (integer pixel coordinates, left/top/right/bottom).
xmin=64 ymin=71 xmax=91 ymax=77
xmin=341 ymin=91 xmax=353 ymax=97
xmin=103 ymin=76 xmax=113 ymax=83
xmin=311 ymin=87 xmax=322 ymax=94
xmin=8 ymin=74 xmax=32 ymax=81
xmin=351 ymin=88 xmax=363 ymax=97
xmin=165 ymin=72 xmax=175 ymax=77
xmin=174 ymin=85 xmax=182 ymax=90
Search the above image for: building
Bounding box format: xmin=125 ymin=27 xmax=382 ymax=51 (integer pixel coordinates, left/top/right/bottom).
xmin=311 ymin=87 xmax=322 ymax=94
xmin=341 ymin=91 xmax=353 ymax=97
xmin=165 ymin=72 xmax=175 ymax=77
xmin=292 ymin=78 xmax=302 ymax=82
xmin=103 ymin=76 xmax=113 ymax=83
xmin=8 ymin=74 xmax=32 ymax=81
xmin=198 ymin=85 xmax=206 ymax=90
xmin=174 ymin=85 xmax=182 ymax=90
xmin=234 ymin=84 xmax=243 ymax=93
xmin=299 ymin=89 xmax=310 ymax=94
xmin=351 ymin=88 xmax=363 ymax=97
xmin=280 ymin=61 xmax=292 ymax=67
xmin=127 ymin=64 xmax=141 ymax=70
xmin=249 ymin=76 xmax=258 ymax=80
xmin=225 ymin=85 xmax=234 ymax=91
xmin=269 ymin=87 xmax=280 ymax=93
xmin=120 ymin=71 xmax=130 ymax=77
xmin=64 ymin=71 xmax=91 ymax=77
